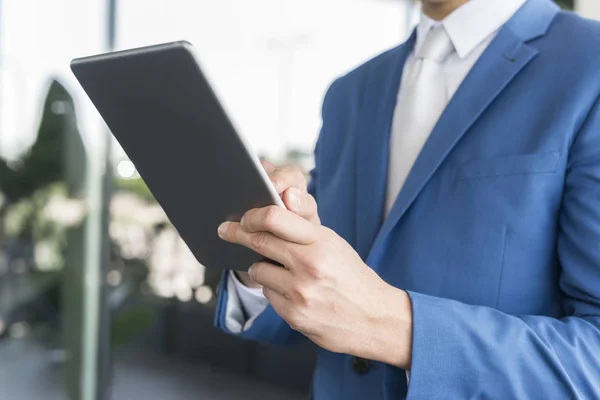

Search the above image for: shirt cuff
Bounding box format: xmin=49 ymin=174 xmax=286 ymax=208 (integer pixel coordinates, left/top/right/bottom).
xmin=224 ymin=270 xmax=270 ymax=333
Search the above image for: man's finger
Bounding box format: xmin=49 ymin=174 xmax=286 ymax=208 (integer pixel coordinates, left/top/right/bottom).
xmin=260 ymin=161 xmax=319 ymax=222
xmin=249 ymin=262 xmax=292 ymax=297
xmin=260 ymin=159 xmax=277 ymax=175
xmin=282 ymin=188 xmax=320 ymax=224
xmin=263 ymin=288 xmax=308 ymax=336
xmin=269 ymin=165 xmax=307 ymax=194
xmin=241 ymin=206 xmax=319 ymax=245
xmin=218 ymin=221 xmax=292 ymax=265
xmin=262 ymin=287 xmax=292 ymax=320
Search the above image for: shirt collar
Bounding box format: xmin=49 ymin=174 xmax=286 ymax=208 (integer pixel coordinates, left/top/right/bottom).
xmin=415 ymin=0 xmax=528 ymax=59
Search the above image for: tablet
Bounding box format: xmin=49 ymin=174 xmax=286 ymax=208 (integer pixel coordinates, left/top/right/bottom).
xmin=71 ymin=41 xmax=284 ymax=271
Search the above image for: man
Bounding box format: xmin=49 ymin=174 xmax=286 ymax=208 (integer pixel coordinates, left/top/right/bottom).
xmin=214 ymin=0 xmax=600 ymax=398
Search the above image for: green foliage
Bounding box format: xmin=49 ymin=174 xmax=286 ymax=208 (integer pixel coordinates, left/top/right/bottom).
xmin=110 ymin=306 xmax=156 ymax=348
xmin=0 ymin=80 xmax=84 ymax=204
xmin=4 ymin=182 xmax=74 ymax=270
xmin=0 ymin=79 xmax=85 ymax=272
xmin=114 ymin=177 xmax=156 ymax=202
xmin=4 ymin=198 xmax=35 ymax=238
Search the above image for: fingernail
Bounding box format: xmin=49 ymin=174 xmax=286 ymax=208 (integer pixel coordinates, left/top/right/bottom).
xmin=217 ymin=222 xmax=229 ymax=238
xmin=248 ymin=264 xmax=255 ymax=279
xmin=288 ymin=188 xmax=302 ymax=210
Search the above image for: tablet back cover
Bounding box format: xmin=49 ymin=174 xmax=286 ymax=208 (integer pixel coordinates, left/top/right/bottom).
xmin=71 ymin=42 xmax=281 ymax=270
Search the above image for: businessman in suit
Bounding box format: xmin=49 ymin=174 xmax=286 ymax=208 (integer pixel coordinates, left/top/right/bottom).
xmin=214 ymin=0 xmax=600 ymax=398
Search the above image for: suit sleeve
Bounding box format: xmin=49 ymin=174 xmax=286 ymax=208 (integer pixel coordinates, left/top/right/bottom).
xmin=213 ymin=79 xmax=339 ymax=346
xmin=404 ymin=96 xmax=600 ymax=399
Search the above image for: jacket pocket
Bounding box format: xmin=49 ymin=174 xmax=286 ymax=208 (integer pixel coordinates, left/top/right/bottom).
xmin=456 ymin=151 xmax=560 ymax=181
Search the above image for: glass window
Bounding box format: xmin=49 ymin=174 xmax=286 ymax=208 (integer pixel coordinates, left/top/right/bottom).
xmin=0 ymin=1 xmax=409 ymax=399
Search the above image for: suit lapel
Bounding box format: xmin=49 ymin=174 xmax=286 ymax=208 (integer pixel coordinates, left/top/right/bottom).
xmin=354 ymin=34 xmax=416 ymax=259
xmin=366 ymin=0 xmax=560 ymax=265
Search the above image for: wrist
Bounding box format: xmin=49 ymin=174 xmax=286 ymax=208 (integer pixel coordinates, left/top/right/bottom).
xmin=370 ymin=285 xmax=413 ymax=369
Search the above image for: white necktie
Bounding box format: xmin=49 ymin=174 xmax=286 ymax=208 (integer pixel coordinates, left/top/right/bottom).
xmin=385 ymin=25 xmax=455 ymax=216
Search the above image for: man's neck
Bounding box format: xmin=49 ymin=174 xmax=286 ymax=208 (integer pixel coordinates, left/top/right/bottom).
xmin=421 ymin=0 xmax=471 ymax=21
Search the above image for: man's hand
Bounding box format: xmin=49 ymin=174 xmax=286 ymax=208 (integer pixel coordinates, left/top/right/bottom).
xmin=235 ymin=160 xmax=319 ymax=288
xmin=218 ymin=206 xmax=413 ymax=369
xmin=261 ymin=160 xmax=320 ymax=224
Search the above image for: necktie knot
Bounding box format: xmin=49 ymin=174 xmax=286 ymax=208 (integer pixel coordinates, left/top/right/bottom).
xmin=416 ymin=25 xmax=454 ymax=63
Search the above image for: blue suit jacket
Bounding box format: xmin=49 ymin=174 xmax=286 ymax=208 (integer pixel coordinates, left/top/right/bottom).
xmin=216 ymin=0 xmax=600 ymax=398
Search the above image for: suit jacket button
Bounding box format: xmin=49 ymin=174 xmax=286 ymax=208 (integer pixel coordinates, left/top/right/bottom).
xmin=351 ymin=357 xmax=371 ymax=374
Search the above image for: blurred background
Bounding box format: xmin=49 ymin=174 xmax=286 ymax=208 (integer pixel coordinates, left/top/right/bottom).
xmin=0 ymin=0 xmax=589 ymax=399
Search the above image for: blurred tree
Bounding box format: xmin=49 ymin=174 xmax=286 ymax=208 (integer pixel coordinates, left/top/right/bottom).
xmin=0 ymin=79 xmax=85 ymax=202
xmin=0 ymin=79 xmax=86 ymax=246
xmin=114 ymin=177 xmax=154 ymax=201
xmin=0 ymin=79 xmax=86 ymax=345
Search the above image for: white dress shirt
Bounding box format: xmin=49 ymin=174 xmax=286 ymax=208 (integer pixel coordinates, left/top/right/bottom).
xmin=225 ymin=0 xmax=527 ymax=334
